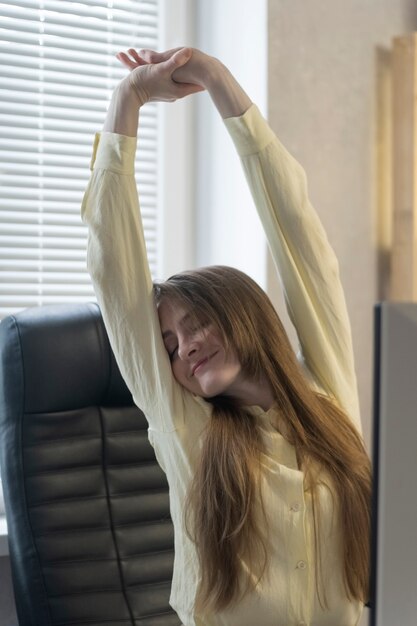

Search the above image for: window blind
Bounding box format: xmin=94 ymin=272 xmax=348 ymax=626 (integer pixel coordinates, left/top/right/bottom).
xmin=0 ymin=0 xmax=160 ymax=319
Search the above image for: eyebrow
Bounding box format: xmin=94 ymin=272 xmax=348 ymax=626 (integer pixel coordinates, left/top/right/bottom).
xmin=161 ymin=312 xmax=191 ymax=340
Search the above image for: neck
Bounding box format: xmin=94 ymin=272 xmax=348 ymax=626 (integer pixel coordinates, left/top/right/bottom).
xmin=229 ymin=374 xmax=275 ymax=413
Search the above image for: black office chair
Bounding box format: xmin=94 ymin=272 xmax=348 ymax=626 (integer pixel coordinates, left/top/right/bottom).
xmin=0 ymin=303 xmax=181 ymax=626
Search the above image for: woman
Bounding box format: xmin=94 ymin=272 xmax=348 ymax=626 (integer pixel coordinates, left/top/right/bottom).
xmin=81 ymin=46 xmax=371 ymax=626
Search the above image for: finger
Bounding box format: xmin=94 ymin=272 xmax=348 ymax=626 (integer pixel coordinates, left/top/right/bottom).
xmin=127 ymin=48 xmax=148 ymax=65
xmin=116 ymin=52 xmax=140 ymax=70
xmin=137 ymin=49 xmax=161 ymax=63
xmin=139 ymin=47 xmax=183 ymax=63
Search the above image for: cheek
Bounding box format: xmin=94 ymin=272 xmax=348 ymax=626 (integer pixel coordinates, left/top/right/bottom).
xmin=171 ymin=361 xmax=189 ymax=387
xmin=170 ymin=360 xmax=180 ymax=380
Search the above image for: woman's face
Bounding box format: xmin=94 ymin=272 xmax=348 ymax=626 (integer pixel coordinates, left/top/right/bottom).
xmin=157 ymin=299 xmax=245 ymax=398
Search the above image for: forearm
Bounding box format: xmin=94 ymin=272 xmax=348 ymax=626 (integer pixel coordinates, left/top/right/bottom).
xmin=203 ymin=60 xmax=253 ymax=119
xmin=102 ymin=79 xmax=142 ymax=137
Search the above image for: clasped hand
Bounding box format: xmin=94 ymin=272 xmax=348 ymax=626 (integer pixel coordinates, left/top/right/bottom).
xmin=116 ymin=47 xmax=217 ymax=106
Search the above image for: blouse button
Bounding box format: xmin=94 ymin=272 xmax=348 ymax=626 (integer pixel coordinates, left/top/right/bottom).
xmin=291 ymin=502 xmax=301 ymax=512
xmin=296 ymin=560 xmax=307 ymax=570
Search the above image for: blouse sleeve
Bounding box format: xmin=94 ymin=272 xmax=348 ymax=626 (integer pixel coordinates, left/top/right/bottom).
xmin=223 ymin=105 xmax=362 ymax=433
xmin=81 ymin=131 xmax=190 ymax=433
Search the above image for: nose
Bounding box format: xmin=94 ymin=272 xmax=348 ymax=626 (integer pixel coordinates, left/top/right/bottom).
xmin=177 ymin=335 xmax=200 ymax=361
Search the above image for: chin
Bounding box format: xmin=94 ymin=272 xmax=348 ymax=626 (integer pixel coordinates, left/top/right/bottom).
xmin=197 ymin=379 xmax=234 ymax=399
xmin=198 ymin=386 xmax=220 ymax=399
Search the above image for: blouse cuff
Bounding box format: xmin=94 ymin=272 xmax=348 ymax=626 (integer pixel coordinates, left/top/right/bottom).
xmin=223 ymin=104 xmax=276 ymax=157
xmin=90 ymin=132 xmax=137 ymax=175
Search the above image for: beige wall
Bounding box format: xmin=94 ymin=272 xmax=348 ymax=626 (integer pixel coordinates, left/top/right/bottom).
xmin=267 ymin=0 xmax=417 ymax=456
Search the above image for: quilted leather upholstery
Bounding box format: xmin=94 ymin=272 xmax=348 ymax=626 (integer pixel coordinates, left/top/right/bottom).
xmin=0 ymin=303 xmax=181 ymax=626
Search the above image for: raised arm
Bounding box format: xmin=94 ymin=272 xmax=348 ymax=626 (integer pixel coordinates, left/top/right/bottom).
xmin=223 ymin=110 xmax=362 ymax=432
xmin=81 ymin=49 xmax=204 ymax=432
xmin=144 ymin=48 xmax=361 ymax=431
xmin=208 ymin=65 xmax=362 ymax=431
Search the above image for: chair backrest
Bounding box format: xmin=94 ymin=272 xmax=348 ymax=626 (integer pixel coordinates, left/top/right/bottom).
xmin=0 ymin=303 xmax=180 ymax=626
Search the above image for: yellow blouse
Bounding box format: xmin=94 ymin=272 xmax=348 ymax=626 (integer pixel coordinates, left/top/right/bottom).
xmin=81 ymin=104 xmax=364 ymax=626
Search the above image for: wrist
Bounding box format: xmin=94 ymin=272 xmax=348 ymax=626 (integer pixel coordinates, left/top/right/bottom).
xmin=126 ymin=75 xmax=150 ymax=108
xmin=102 ymin=79 xmax=141 ymax=136
xmin=118 ymin=77 xmax=147 ymax=108
xmin=201 ymin=61 xmax=252 ymax=119
xmin=200 ymin=58 xmax=228 ymax=90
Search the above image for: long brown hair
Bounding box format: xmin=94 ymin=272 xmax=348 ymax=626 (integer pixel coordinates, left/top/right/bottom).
xmin=154 ymin=265 xmax=371 ymax=612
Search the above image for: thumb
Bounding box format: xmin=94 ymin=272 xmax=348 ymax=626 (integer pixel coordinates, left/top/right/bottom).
xmin=165 ymin=47 xmax=192 ymax=71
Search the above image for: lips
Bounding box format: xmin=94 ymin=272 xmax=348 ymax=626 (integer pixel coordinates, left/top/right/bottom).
xmin=191 ymin=351 xmax=218 ymax=376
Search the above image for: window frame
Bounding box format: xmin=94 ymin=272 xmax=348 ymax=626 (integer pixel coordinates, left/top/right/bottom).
xmin=157 ymin=0 xmax=196 ymax=278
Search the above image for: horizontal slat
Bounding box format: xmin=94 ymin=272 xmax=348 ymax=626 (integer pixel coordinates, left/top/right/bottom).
xmin=0 ymin=87 xmax=109 ymax=113
xmin=0 ymin=200 xmax=80 ymax=213
xmin=0 ymin=236 xmax=87 ymax=249
xmin=0 ymin=88 xmax=158 ymax=118
xmin=0 ymin=100 xmax=157 ymax=124
xmin=0 ymin=294 xmax=96 ymax=305
xmin=0 ymin=22 xmax=158 ymax=50
xmin=1 ymin=0 xmax=157 ymax=13
xmin=0 ymin=197 xmax=158 ymax=216
xmin=0 ymin=219 xmax=156 ymax=235
xmin=0 ymin=43 xmax=129 ymax=72
xmin=0 ymin=258 xmax=157 ymax=276
xmin=0 ymin=135 xmax=157 ymax=153
xmin=0 ymin=176 xmax=90 ymax=191
xmin=0 ymin=138 xmax=94 ymax=156
xmin=0 ymin=259 xmax=88 ymax=271
xmin=0 ymin=114 xmax=110 ymax=135
xmin=0 ymin=150 xmax=158 ymax=169
xmin=1 ymin=149 xmax=153 ymax=166
xmin=0 ymin=271 xmax=88 ymax=284
xmin=0 ymin=9 xmax=158 ymax=40
xmin=0 ymin=201 xmax=81 ymax=212
xmin=0 ymin=222 xmax=88 ymax=237
xmin=0 ymin=214 xmax=81 ymax=227
xmin=0 ymin=45 xmax=145 ymax=80
xmin=0 ymin=284 xmax=94 ymax=295
xmin=0 ymin=202 xmax=157 ymax=219
xmin=0 ymin=233 xmax=158 ymax=249
xmin=0 ymin=189 xmax=84 ymax=202
xmin=0 ymin=27 xmax=158 ymax=56
xmin=0 ymin=2 xmax=158 ymax=28
xmin=0 ymin=126 xmax=103 ymax=144
xmin=0 ymin=211 xmax=158 ymax=228
xmin=0 ymin=75 xmax=119 ymax=100
xmin=0 ymin=122 xmax=157 ymax=142
xmin=0 ymin=166 xmax=157 ymax=186
xmin=0 ymin=56 xmax=128 ymax=80
xmin=0 ymin=243 xmax=87 ymax=255
xmin=0 ymin=1 xmax=157 ymax=27
xmin=0 ymin=179 xmax=158 ymax=200
xmin=0 ymin=62 xmax=124 ymax=87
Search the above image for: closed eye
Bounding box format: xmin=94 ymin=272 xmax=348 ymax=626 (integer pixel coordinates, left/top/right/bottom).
xmin=168 ymin=346 xmax=178 ymax=362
